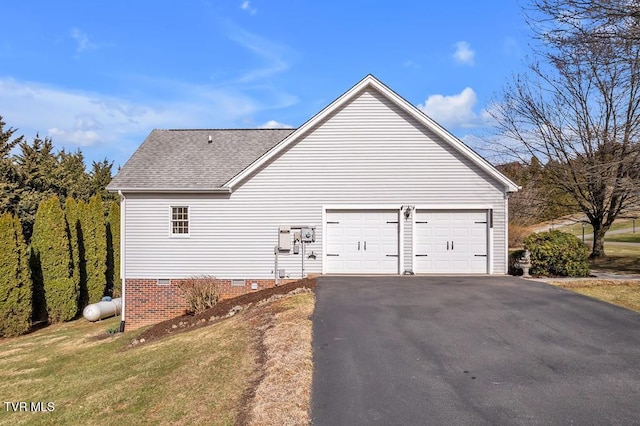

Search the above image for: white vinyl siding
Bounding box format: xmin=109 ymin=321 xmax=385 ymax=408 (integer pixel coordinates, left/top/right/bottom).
xmin=124 ymin=88 xmax=509 ymax=279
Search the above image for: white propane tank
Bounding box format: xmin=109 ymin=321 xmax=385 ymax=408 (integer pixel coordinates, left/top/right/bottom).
xmin=83 ymin=298 xmax=122 ymax=322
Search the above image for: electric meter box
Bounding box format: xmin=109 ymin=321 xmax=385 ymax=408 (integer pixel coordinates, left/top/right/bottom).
xmin=278 ymin=226 xmax=291 ymax=251
xmin=301 ymin=228 xmax=315 ymax=243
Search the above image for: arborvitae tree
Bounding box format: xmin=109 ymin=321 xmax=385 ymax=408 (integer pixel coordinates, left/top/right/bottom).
xmin=31 ymin=195 xmax=77 ymax=322
xmin=106 ymin=201 xmax=121 ymax=298
xmin=82 ymin=195 xmax=107 ymax=304
xmin=0 ymin=212 xmax=32 ymax=337
xmin=65 ymin=197 xmax=86 ymax=306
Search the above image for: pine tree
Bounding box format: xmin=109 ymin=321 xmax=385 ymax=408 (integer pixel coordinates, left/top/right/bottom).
xmin=82 ymin=195 xmax=107 ymax=304
xmin=57 ymin=150 xmax=92 ymax=202
xmin=90 ymin=159 xmax=114 ymax=201
xmin=31 ymin=195 xmax=77 ymax=322
xmin=0 ymin=212 xmax=32 ymax=336
xmin=106 ymin=201 xmax=121 ymax=297
xmin=14 ymin=136 xmax=58 ymax=242
xmin=0 ymin=116 xmax=24 ymax=215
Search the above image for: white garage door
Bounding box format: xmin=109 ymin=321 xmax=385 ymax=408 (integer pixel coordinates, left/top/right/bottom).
xmin=325 ymin=210 xmax=399 ymax=274
xmin=414 ymin=210 xmax=488 ymax=274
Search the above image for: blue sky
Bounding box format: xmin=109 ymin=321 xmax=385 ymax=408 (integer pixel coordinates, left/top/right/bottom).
xmin=0 ymin=1 xmax=530 ymax=168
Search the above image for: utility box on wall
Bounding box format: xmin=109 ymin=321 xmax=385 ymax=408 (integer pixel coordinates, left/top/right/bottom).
xmin=278 ymin=226 xmax=291 ymax=251
xmin=301 ymin=228 xmax=315 ymax=243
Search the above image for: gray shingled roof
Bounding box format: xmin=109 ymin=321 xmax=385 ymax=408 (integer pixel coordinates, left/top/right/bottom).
xmin=107 ymin=129 xmax=295 ymax=191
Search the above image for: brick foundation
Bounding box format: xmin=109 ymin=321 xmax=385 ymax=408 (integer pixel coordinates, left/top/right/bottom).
xmin=124 ymin=277 xmax=297 ymax=330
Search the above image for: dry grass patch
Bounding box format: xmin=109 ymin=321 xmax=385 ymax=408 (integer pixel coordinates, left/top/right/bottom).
xmin=247 ymin=291 xmax=315 ymax=426
xmin=550 ymin=280 xmax=640 ymax=312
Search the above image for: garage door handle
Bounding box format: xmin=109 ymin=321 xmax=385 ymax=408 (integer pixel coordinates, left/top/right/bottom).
xmin=364 ymin=241 xmax=366 ymax=251
xmin=415 ymin=254 xmax=428 ymax=257
xmin=451 ymin=241 xmax=454 ymax=250
xmin=358 ymin=241 xmax=360 ymax=250
xmin=447 ymin=241 xmax=449 ymax=250
xmin=327 ymin=254 xmax=339 ymax=257
xmin=475 ymin=254 xmax=487 ymax=257
xmin=386 ymin=254 xmax=398 ymax=257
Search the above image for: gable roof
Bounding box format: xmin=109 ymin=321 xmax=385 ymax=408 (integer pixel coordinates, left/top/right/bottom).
xmin=106 ymin=128 xmax=295 ymax=192
xmin=108 ymin=75 xmax=519 ymax=193
xmin=225 ymin=74 xmax=519 ymax=193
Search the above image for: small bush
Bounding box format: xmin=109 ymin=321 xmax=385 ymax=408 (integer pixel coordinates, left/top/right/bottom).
xmin=177 ymin=275 xmax=221 ymax=315
xmin=524 ymin=230 xmax=590 ymax=277
xmin=105 ymin=325 xmax=119 ymax=335
xmin=509 ymin=225 xmax=531 ymax=248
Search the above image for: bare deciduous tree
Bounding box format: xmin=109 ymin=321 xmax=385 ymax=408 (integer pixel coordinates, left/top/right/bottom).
xmin=490 ymin=0 xmax=640 ymax=257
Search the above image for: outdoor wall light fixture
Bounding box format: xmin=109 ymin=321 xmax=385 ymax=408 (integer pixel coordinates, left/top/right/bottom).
xmin=403 ymin=205 xmax=414 ymax=219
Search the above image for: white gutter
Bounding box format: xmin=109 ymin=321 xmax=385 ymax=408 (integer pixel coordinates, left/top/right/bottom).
xmin=118 ymin=190 xmax=127 ymax=332
xmin=107 ymin=187 xmax=231 ymax=194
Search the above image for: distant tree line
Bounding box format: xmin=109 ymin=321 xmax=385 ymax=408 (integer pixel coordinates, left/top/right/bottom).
xmin=497 ymin=157 xmax=579 ymax=227
xmin=0 ymin=116 xmax=120 ymax=337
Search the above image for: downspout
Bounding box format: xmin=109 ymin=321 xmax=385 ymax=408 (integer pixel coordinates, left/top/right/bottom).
xmin=504 ymin=192 xmax=511 ymax=275
xmin=118 ymin=190 xmax=127 ymax=332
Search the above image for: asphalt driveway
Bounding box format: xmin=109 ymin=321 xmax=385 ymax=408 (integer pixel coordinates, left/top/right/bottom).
xmin=311 ymin=276 xmax=640 ymax=425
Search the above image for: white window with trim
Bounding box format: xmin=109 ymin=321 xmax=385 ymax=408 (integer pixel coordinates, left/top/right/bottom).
xmin=171 ymin=206 xmax=189 ymax=235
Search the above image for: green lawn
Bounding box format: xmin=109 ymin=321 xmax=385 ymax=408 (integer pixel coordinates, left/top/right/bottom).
xmin=0 ymin=314 xmax=255 ymax=425
xmin=0 ymin=292 xmax=316 ymax=426
xmin=605 ymin=233 xmax=640 ymax=243
xmin=556 ymin=218 xmax=637 ymax=236
xmin=588 ymin=243 xmax=640 ymax=274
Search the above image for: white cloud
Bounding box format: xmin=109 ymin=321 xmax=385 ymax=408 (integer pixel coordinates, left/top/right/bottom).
xmin=223 ymin=24 xmax=291 ymax=84
xmin=48 ymin=128 xmax=100 ymax=147
xmin=0 ymin=77 xmax=296 ymax=165
xmin=502 ymin=37 xmax=521 ymax=56
xmin=453 ymin=41 xmax=475 ymax=65
xmin=241 ymin=1 xmax=257 ymax=15
xmin=70 ymin=28 xmax=95 ymax=53
xmin=259 ymin=120 xmax=293 ymax=129
xmin=403 ymin=60 xmax=420 ymax=69
xmin=418 ymin=87 xmax=479 ymax=128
